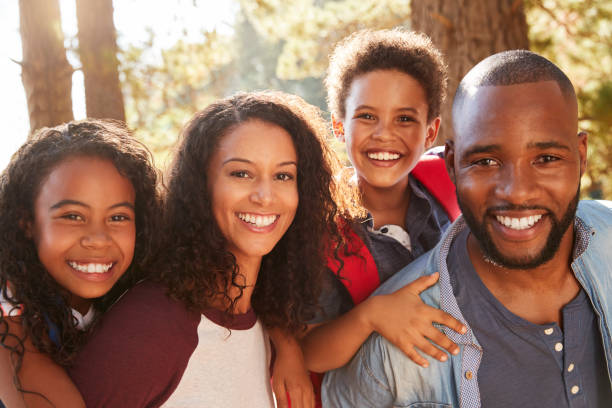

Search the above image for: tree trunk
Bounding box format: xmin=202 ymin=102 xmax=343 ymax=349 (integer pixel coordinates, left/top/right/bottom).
xmin=411 ymin=0 xmax=529 ymax=142
xmin=76 ymin=0 xmax=125 ymax=121
xmin=19 ymin=0 xmax=74 ymax=132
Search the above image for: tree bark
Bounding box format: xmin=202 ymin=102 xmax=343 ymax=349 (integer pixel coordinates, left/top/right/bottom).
xmin=411 ymin=0 xmax=529 ymax=142
xmin=19 ymin=0 xmax=74 ymax=132
xmin=76 ymin=0 xmax=125 ymax=121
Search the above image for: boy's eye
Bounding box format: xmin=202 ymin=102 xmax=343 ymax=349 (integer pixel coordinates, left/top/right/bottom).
xmin=398 ymin=115 xmax=416 ymax=123
xmin=230 ymin=170 xmax=250 ymax=178
xmin=275 ymin=172 xmax=295 ymax=182
xmin=355 ymin=113 xmax=374 ymax=120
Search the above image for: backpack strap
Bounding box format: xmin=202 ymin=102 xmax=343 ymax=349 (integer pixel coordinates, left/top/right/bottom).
xmin=411 ymin=155 xmax=460 ymax=221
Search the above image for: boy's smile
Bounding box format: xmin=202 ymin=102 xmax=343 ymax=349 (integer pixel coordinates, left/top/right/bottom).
xmin=340 ymin=69 xmax=439 ymax=190
xmin=32 ymin=156 xmax=136 ymax=313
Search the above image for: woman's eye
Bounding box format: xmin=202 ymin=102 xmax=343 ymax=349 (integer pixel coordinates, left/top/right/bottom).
xmin=110 ymin=214 xmax=130 ymax=222
xmin=230 ymin=170 xmax=250 ymax=178
xmin=276 ymin=173 xmax=294 ymax=181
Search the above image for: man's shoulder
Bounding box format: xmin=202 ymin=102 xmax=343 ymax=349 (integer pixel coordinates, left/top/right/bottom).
xmin=372 ymin=250 xmax=437 ymax=296
xmin=577 ymin=200 xmax=612 ymax=231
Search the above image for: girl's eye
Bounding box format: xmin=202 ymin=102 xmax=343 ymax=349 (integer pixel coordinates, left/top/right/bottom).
xmin=230 ymin=170 xmax=250 ymax=178
xmin=110 ymin=214 xmax=131 ymax=222
xmin=62 ymin=213 xmax=84 ymax=221
xmin=275 ymin=173 xmax=295 ymax=182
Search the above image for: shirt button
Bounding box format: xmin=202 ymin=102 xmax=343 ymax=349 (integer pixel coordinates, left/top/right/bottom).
xmin=544 ymin=328 xmax=554 ymax=335
xmin=568 ymin=363 xmax=575 ymax=372
xmin=465 ymin=371 xmax=473 ymax=380
xmin=571 ymin=385 xmax=580 ymax=394
xmin=554 ymin=342 xmax=563 ymax=352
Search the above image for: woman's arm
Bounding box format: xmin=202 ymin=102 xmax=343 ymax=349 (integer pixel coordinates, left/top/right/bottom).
xmin=0 ymin=345 xmax=26 ymax=408
xmin=301 ymin=273 xmax=466 ymax=372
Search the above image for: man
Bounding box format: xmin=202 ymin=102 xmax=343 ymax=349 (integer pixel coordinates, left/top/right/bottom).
xmin=323 ymin=50 xmax=612 ymax=407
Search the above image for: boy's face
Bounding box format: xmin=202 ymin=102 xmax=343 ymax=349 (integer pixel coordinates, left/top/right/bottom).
xmin=339 ymin=69 xmax=439 ymax=190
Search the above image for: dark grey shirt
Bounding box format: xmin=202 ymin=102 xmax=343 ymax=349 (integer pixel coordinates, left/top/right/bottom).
xmin=312 ymin=175 xmax=451 ymax=323
xmin=448 ymin=228 xmax=612 ymax=407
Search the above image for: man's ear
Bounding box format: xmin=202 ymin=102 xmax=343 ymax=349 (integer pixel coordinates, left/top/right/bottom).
xmin=425 ymin=117 xmax=441 ymax=149
xmin=444 ymin=140 xmax=456 ymax=184
xmin=577 ymin=131 xmax=588 ymax=177
xmin=331 ymin=115 xmax=345 ymax=142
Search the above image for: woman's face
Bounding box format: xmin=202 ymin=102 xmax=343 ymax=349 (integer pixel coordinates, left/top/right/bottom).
xmin=207 ymin=119 xmax=299 ymax=265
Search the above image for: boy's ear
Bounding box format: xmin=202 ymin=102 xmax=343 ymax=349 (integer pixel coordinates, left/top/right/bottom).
xmin=331 ymin=115 xmax=345 ymax=142
xmin=425 ymin=117 xmax=441 ymax=149
xmin=444 ymin=140 xmax=456 ymax=184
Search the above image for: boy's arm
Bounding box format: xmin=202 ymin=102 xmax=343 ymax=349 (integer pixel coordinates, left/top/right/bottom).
xmin=302 ymin=273 xmax=466 ymax=372
xmin=268 ymin=327 xmax=314 ymax=408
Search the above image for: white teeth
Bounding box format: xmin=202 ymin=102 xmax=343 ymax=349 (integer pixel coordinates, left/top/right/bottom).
xmin=495 ymin=214 xmax=543 ymax=230
xmin=68 ymin=261 xmax=113 ymax=274
xmin=238 ymin=213 xmax=277 ymax=227
xmin=367 ymin=152 xmax=400 ymax=161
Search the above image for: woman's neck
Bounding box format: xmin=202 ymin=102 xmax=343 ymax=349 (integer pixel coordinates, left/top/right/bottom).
xmin=360 ymin=177 xmax=411 ymax=229
xmin=223 ymin=253 xmax=262 ymax=314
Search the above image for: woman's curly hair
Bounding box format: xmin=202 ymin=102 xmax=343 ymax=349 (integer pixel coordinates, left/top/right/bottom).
xmin=0 ymin=119 xmax=161 ymax=374
xmin=159 ymin=91 xmax=361 ymax=334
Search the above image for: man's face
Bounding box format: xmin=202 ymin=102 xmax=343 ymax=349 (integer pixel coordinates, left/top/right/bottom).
xmin=447 ymin=81 xmax=586 ymax=269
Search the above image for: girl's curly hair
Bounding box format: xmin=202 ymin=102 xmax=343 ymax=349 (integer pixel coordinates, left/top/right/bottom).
xmin=0 ymin=119 xmax=161 ymax=374
xmin=159 ymin=91 xmax=361 ymax=334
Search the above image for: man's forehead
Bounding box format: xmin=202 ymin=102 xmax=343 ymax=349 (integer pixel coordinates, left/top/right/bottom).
xmin=453 ymin=81 xmax=578 ymax=147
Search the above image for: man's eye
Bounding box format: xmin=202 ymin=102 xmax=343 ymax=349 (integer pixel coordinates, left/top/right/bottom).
xmin=230 ymin=170 xmax=250 ymax=178
xmin=535 ymin=155 xmax=559 ymax=164
xmin=473 ymin=158 xmax=498 ymax=167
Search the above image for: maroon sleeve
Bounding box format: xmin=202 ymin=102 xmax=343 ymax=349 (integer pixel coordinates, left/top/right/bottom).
xmin=68 ymin=281 xmax=200 ymax=408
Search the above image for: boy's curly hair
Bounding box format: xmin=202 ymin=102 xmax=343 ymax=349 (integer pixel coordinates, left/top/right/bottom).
xmin=0 ymin=119 xmax=161 ymax=372
xmin=325 ymin=28 xmax=448 ymax=122
xmin=159 ymin=91 xmax=361 ymax=334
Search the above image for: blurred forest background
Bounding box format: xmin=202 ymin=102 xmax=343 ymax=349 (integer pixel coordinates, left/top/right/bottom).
xmin=11 ymin=0 xmax=612 ymax=199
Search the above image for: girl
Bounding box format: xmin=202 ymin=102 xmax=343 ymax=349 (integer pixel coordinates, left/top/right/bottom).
xmin=68 ymin=91 xmax=359 ymax=408
xmin=0 ymin=119 xmax=161 ymax=407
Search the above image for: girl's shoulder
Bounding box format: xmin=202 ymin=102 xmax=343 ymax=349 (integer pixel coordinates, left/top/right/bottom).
xmin=0 ymin=286 xmax=22 ymax=317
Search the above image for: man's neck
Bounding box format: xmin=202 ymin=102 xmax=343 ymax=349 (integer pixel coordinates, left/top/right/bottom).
xmin=466 ymin=228 xmax=581 ymax=326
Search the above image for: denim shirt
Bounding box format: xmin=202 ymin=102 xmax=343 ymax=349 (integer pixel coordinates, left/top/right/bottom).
xmin=322 ymin=200 xmax=612 ymax=408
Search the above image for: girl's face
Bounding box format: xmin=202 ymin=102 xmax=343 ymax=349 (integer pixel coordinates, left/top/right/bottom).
xmin=207 ymin=119 xmax=299 ymax=266
xmin=31 ymin=156 xmax=136 ymax=313
xmin=339 ymin=69 xmax=439 ymax=190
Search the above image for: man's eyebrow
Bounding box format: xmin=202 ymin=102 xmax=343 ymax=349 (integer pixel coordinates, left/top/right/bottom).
xmin=50 ymin=199 xmax=89 ymax=210
xmin=527 ymin=141 xmax=571 ymax=151
xmin=462 ymin=144 xmax=501 ymax=157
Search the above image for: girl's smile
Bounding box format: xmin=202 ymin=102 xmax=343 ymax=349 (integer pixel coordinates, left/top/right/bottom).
xmin=31 ymin=156 xmax=136 ymax=313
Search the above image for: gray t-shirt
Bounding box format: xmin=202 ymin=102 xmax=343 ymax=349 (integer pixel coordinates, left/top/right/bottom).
xmin=448 ymin=228 xmax=612 ymax=407
xmin=312 ymin=175 xmax=451 ymax=323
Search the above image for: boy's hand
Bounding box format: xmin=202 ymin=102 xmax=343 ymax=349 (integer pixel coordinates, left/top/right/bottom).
xmin=367 ymin=272 xmax=467 ymax=367
xmin=270 ymin=331 xmax=315 ymax=408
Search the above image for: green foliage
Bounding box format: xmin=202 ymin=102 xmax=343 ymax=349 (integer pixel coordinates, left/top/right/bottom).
xmin=526 ymin=0 xmax=612 ymax=199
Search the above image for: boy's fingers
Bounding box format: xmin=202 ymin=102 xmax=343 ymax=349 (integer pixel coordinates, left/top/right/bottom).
xmin=426 ymin=329 xmax=460 ymax=356
xmin=404 ymin=272 xmax=439 ymax=295
xmin=433 ymin=310 xmax=467 ymax=334
xmin=397 ymin=342 xmax=429 ymax=368
xmin=415 ymin=338 xmax=448 ymax=363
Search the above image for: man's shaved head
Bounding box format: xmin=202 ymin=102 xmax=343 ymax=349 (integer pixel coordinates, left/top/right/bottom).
xmin=452 ymin=50 xmax=576 ymax=134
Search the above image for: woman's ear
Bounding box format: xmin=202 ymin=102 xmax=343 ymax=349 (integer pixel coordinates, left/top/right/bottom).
xmin=331 ymin=116 xmax=345 ymax=142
